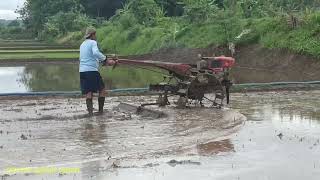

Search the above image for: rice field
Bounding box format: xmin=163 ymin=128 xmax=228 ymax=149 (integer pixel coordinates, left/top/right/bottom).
xmin=0 ymin=40 xmax=79 ymax=60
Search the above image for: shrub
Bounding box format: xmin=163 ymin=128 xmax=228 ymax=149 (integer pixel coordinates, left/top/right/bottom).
xmin=42 ymin=12 xmax=94 ymax=39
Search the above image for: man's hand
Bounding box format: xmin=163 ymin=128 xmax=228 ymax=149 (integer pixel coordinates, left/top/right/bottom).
xmin=102 ymin=59 xmax=117 ymax=66
xmin=107 ymin=59 xmax=118 ymax=66
xmin=101 ymin=59 xmax=108 ymax=66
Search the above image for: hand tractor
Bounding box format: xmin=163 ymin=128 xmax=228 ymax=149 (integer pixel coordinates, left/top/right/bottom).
xmin=110 ymin=55 xmax=235 ymax=110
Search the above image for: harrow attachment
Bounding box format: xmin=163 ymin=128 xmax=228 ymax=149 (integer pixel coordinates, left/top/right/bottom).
xmin=111 ymin=55 xmax=235 ymax=110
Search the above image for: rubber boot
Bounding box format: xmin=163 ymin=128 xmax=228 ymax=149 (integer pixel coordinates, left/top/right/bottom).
xmin=86 ymin=98 xmax=93 ymax=116
xmin=98 ymin=97 xmax=105 ymax=114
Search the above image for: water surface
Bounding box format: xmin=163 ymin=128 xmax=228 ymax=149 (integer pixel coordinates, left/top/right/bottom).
xmin=0 ymin=64 xmax=318 ymax=93
xmin=0 ymin=64 xmax=163 ymax=93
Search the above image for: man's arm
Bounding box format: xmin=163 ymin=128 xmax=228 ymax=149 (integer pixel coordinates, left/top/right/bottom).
xmin=91 ymin=41 xmax=106 ymax=62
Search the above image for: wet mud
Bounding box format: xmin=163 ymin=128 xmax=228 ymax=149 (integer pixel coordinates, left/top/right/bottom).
xmin=0 ymin=91 xmax=320 ymax=180
xmin=0 ymin=95 xmax=245 ymax=179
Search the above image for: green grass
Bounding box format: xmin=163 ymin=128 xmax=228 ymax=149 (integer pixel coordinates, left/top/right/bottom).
xmin=248 ymin=16 xmax=320 ymax=57
xmin=0 ymin=46 xmax=77 ymax=50
xmin=94 ymin=16 xmax=247 ymax=56
xmin=97 ymin=25 xmax=174 ymax=56
xmin=0 ymin=52 xmax=79 ymax=59
xmin=0 ymin=41 xmax=46 ymax=44
xmin=0 ymin=43 xmax=53 ymax=47
xmin=0 ymin=49 xmax=79 ymax=53
xmin=90 ymin=12 xmax=320 ymax=58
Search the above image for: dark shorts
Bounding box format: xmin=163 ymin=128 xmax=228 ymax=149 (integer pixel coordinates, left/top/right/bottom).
xmin=80 ymin=71 xmax=105 ymax=95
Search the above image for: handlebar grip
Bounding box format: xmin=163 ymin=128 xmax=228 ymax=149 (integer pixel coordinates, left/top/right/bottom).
xmin=112 ymin=60 xmax=118 ymax=70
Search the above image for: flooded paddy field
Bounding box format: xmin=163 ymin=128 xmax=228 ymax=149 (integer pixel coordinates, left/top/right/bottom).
xmin=1 ymin=63 xmax=320 ymax=93
xmin=0 ymin=91 xmax=319 ymax=180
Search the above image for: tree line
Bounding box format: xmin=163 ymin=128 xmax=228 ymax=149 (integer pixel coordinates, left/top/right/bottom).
xmin=16 ymin=0 xmax=320 ymax=39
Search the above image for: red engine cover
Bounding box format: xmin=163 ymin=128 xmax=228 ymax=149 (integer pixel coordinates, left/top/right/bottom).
xmin=208 ymin=56 xmax=235 ymax=73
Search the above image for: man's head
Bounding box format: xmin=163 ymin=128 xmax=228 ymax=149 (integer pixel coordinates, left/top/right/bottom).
xmin=84 ymin=27 xmax=97 ymax=40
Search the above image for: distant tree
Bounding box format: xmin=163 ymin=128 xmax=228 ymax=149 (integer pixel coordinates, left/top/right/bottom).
xmin=17 ymin=0 xmax=82 ymax=35
xmin=154 ymin=0 xmax=184 ymax=16
xmin=42 ymin=11 xmax=94 ymax=38
xmin=79 ymin=0 xmax=126 ymax=18
xmin=114 ymin=0 xmax=165 ymax=25
xmin=182 ymin=0 xmax=219 ymax=22
xmin=0 ymin=19 xmax=6 ymax=27
xmin=214 ymin=0 xmax=225 ymax=9
xmin=7 ymin=20 xmax=20 ymax=27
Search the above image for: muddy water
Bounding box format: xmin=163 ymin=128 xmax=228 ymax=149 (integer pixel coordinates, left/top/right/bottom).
xmin=0 ymin=91 xmax=320 ymax=180
xmin=0 ymin=63 xmax=318 ymax=93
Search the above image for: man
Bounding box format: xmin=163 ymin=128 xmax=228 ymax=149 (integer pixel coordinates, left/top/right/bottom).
xmin=79 ymin=27 xmax=115 ymax=116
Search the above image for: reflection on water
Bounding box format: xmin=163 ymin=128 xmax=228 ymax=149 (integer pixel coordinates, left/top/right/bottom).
xmin=0 ymin=67 xmax=27 ymax=93
xmin=0 ymin=62 xmax=319 ymax=93
xmin=231 ymin=91 xmax=320 ymax=125
xmin=19 ymin=64 xmax=80 ymax=92
xmin=0 ymin=64 xmax=164 ymax=93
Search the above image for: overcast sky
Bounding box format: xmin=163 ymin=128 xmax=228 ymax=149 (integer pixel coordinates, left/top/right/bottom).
xmin=0 ymin=0 xmax=25 ymax=20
